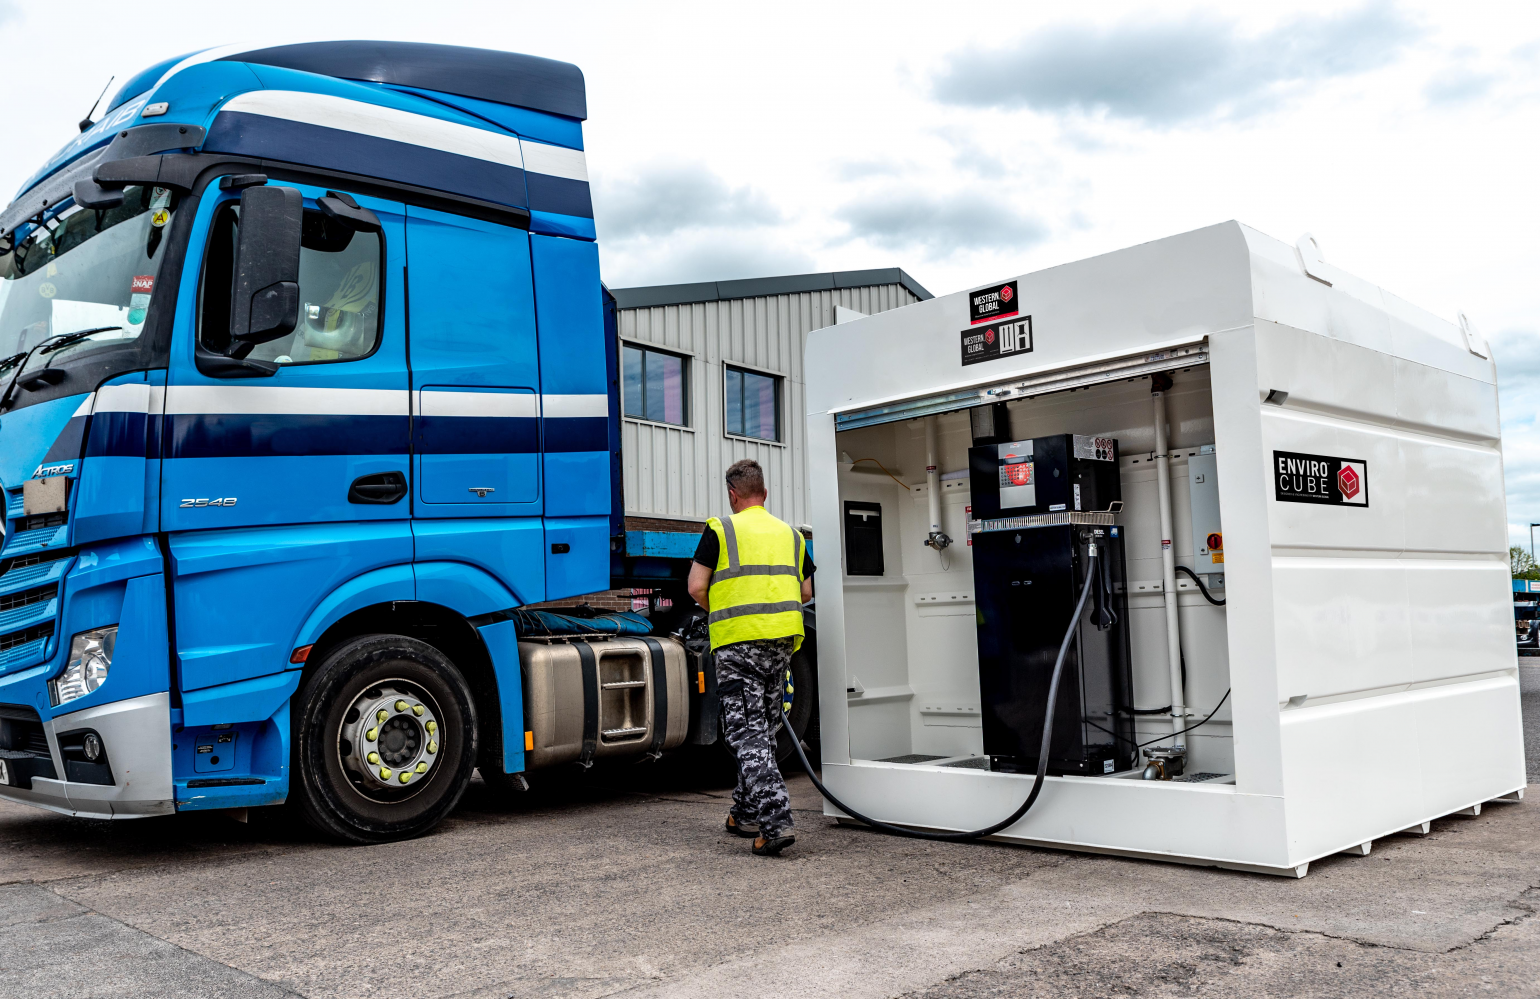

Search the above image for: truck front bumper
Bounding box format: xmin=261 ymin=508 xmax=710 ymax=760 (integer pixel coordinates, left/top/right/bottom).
xmin=0 ymin=691 xmax=173 ymax=818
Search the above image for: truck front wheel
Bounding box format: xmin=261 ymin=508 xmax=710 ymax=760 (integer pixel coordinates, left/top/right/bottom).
xmin=292 ymin=634 xmax=477 ymax=844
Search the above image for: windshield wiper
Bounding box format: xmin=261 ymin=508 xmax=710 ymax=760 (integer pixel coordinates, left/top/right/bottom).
xmin=37 ymin=327 xmax=119 ymax=355
xmin=0 ymin=326 xmax=121 ymax=409
xmin=0 ymin=353 xmax=24 ymax=375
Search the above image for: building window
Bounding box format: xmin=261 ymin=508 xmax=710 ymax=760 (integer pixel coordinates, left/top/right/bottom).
xmin=623 ymin=344 xmax=688 ymax=426
xmin=724 ymin=366 xmax=780 ymax=442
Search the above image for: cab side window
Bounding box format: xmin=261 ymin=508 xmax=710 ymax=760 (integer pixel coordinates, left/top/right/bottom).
xmin=198 ymin=198 xmax=383 ymax=365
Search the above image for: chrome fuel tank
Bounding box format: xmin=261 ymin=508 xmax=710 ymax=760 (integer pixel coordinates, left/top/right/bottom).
xmin=519 ymin=636 xmax=689 ymax=769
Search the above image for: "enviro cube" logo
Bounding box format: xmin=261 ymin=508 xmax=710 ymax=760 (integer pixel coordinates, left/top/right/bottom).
xmin=1273 ymin=451 xmax=1369 ymax=507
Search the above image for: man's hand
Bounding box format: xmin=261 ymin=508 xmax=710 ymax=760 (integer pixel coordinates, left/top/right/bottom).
xmin=687 ymin=561 xmax=712 ymax=612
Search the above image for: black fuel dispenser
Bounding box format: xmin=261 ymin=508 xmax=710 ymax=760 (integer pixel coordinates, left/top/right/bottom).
xmin=967 ymin=435 xmax=1135 ymax=776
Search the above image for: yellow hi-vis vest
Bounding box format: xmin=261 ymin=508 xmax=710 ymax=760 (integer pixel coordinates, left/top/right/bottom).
xmin=706 ymin=505 xmax=805 ymax=652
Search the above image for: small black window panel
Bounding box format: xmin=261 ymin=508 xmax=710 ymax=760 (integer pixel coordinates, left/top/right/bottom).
xmin=622 ymin=344 xmax=688 ymax=426
xmin=725 ymin=366 xmax=780 ymax=441
xmin=844 ymin=502 xmax=884 ymax=576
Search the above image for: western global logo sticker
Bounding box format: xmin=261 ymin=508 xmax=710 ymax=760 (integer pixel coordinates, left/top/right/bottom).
xmin=1273 ymin=450 xmax=1369 ymax=507
xmin=969 ymin=280 xmax=1019 ymax=325
xmin=960 ymin=316 xmax=1033 ymax=366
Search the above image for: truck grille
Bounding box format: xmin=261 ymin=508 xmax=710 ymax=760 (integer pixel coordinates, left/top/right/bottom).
xmin=0 ymin=490 xmax=73 ymax=675
xmin=17 ymin=512 xmax=67 ymax=533
xmin=0 ymin=622 xmax=53 ymax=653
xmin=3 ymin=486 xmax=69 ymax=559
xmin=0 ymin=584 xmax=56 ymax=613
xmin=0 ymin=705 xmax=48 ymax=755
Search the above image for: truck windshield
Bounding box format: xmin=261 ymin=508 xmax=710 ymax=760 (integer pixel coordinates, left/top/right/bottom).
xmin=0 ymin=185 xmax=176 ymax=374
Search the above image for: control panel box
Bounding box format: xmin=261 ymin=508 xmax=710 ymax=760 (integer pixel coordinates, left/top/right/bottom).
xmin=967 ymin=434 xmax=1122 ymax=525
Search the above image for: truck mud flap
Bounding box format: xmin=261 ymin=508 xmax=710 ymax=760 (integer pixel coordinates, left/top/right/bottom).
xmin=688 ymin=648 xmax=719 ymax=745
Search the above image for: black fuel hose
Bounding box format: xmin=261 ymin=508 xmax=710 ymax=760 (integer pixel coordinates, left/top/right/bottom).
xmin=780 ymin=546 xmax=1101 ymax=842
xmin=1173 ymin=564 xmax=1225 ymax=606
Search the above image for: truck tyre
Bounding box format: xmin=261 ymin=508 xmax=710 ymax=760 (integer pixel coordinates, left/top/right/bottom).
xmin=293 ymin=634 xmax=477 ymax=844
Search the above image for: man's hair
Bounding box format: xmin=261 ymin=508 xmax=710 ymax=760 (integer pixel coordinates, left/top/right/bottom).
xmin=725 ymin=459 xmax=766 ymax=497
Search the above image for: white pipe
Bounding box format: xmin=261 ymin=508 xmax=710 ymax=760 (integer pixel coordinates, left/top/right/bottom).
xmin=1153 ymin=388 xmax=1187 ymax=741
xmin=925 ymin=416 xmax=943 ymax=543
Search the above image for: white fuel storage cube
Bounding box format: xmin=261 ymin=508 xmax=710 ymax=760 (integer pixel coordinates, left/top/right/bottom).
xmin=805 ymin=221 xmax=1525 ymax=877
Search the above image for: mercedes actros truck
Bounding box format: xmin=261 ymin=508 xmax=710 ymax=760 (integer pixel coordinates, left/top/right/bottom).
xmin=0 ymin=42 xmax=807 ymax=842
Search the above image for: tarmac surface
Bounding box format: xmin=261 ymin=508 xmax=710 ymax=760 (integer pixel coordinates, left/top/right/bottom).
xmin=1 ymin=667 xmax=1537 ymax=999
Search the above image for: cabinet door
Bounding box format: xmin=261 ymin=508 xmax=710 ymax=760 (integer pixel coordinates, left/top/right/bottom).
xmin=406 ymin=206 xmax=541 ymax=517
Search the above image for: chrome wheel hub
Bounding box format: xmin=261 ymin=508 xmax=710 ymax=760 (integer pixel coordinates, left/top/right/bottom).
xmin=341 ymin=684 xmax=442 ymax=789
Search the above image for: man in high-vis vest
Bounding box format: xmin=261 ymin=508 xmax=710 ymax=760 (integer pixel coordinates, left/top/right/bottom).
xmin=687 ymin=459 xmax=814 ymax=857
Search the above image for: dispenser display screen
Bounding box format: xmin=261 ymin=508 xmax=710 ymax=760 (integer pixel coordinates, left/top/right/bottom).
xmin=997 ymin=441 xmax=1035 ymax=509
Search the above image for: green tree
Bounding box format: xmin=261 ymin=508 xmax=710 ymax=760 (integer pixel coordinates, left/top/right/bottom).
xmin=1512 ymin=545 xmax=1540 ymax=580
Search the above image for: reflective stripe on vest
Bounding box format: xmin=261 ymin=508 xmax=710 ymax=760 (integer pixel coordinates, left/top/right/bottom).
xmin=706 ymin=506 xmax=804 ymax=652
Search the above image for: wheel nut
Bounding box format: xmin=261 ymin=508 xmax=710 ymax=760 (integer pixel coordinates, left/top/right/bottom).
xmin=428 ymin=740 xmax=438 ymax=754
xmin=367 ymin=752 xmax=379 ymax=764
xmin=377 ymin=709 xmax=388 ymax=723
xmin=399 ymin=771 xmax=412 ymax=783
xmin=416 ymin=762 xmax=428 ymax=773
xmin=394 ymin=700 xmax=408 ymax=712
xmin=412 ymin=704 xmax=424 ymax=716
xmin=379 ymin=767 xmax=392 ymax=780
xmin=425 ymin=721 xmax=437 ymax=734
xmin=366 ymin=728 xmax=377 ymax=741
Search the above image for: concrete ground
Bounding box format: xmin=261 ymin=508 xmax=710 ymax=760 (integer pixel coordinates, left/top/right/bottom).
xmin=2 ymin=668 xmax=1538 ymax=999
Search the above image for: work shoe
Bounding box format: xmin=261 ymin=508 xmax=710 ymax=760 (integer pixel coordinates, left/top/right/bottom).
xmin=725 ymin=814 xmax=758 ymax=838
xmin=752 ymin=834 xmax=795 ymax=856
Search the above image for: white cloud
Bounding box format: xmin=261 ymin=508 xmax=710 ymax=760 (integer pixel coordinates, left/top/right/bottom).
xmin=593 ymin=163 xmax=780 ymax=241
xmin=931 ymin=3 xmax=1420 ymax=125
xmin=601 ymin=231 xmax=816 ymax=289
xmin=835 ymin=189 xmax=1049 ymax=259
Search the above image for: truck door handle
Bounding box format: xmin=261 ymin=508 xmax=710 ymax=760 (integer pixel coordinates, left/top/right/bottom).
xmin=348 ymin=471 xmax=408 ymax=504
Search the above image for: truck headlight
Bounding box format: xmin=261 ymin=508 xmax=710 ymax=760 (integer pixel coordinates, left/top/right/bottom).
xmin=50 ymin=626 xmax=117 ymax=705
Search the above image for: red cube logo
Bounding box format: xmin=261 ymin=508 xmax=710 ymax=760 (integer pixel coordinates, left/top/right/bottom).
xmin=1338 ymin=464 xmax=1360 ymax=499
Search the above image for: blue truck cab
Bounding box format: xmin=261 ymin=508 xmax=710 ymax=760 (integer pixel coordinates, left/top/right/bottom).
xmin=0 ymin=42 xmax=687 ymax=841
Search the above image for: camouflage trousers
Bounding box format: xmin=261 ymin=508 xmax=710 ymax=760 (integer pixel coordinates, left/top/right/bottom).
xmin=715 ymin=637 xmax=795 ymax=838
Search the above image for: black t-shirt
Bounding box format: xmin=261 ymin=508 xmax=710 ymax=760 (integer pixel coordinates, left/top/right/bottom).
xmin=694 ymin=525 xmax=815 ymax=578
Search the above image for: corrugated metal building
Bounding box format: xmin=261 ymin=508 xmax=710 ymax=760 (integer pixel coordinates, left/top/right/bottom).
xmin=612 ymin=268 xmax=932 ymax=531
xmin=527 ymin=267 xmax=931 ymax=612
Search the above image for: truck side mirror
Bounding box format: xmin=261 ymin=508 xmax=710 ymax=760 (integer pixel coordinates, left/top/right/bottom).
xmin=230 ymin=185 xmax=303 ymax=350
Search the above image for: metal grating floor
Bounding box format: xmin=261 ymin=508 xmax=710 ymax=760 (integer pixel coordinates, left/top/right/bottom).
xmin=879 ymin=754 xmax=947 ymax=765
xmin=1173 ymin=772 xmax=1230 ymax=783
xmin=942 ymin=757 xmax=991 ymax=770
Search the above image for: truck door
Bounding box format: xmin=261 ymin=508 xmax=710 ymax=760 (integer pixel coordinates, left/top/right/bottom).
xmin=164 ymin=183 xmax=412 ymax=693
xmin=405 ymin=206 xmax=546 ymax=604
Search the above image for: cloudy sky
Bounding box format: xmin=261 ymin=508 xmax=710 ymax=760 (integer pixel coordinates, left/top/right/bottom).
xmin=3 ymin=0 xmax=1538 ymax=544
